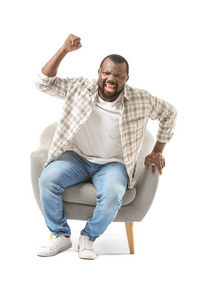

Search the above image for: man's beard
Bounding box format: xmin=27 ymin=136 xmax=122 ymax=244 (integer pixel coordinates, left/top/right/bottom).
xmin=98 ymin=80 xmax=123 ymax=101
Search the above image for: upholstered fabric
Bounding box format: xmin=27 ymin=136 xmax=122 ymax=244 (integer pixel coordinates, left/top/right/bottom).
xmin=30 ymin=123 xmax=159 ymax=222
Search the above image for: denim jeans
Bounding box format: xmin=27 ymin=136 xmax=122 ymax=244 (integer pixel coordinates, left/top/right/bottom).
xmin=39 ymin=151 xmax=128 ymax=241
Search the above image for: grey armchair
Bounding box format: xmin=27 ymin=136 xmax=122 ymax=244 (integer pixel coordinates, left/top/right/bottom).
xmin=30 ymin=123 xmax=159 ymax=254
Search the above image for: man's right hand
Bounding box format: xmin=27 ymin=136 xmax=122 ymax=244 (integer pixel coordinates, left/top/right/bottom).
xmin=62 ymin=34 xmax=82 ymax=53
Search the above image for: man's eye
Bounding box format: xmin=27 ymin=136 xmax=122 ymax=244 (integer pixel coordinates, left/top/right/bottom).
xmin=115 ymin=74 xmax=123 ymax=79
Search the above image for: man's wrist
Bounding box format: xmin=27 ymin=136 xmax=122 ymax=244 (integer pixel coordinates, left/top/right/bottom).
xmin=60 ymin=45 xmax=69 ymax=55
xmin=153 ymin=141 xmax=166 ymax=154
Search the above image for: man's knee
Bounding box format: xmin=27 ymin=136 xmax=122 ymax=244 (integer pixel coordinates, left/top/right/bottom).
xmin=98 ymin=185 xmax=125 ymax=215
xmin=39 ymin=167 xmax=63 ymax=194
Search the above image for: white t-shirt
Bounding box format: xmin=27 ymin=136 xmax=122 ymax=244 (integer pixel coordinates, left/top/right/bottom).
xmin=72 ymin=94 xmax=124 ymax=164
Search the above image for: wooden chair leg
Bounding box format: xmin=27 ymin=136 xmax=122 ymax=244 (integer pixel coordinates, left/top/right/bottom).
xmin=125 ymin=222 xmax=135 ymax=254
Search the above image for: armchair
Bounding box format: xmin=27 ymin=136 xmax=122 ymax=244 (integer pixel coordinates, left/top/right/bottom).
xmin=30 ymin=123 xmax=159 ymax=254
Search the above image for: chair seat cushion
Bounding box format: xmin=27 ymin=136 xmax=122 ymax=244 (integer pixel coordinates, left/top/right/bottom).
xmin=62 ymin=182 xmax=136 ymax=206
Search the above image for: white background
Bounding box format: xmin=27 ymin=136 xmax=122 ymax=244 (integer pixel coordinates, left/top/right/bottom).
xmin=1 ymin=0 xmax=199 ymax=299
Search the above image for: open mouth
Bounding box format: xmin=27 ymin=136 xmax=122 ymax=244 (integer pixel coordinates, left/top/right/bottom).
xmin=104 ymin=83 xmax=116 ymax=93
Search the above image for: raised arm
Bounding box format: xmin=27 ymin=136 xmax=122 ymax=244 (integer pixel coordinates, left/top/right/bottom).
xmin=35 ymin=34 xmax=82 ymax=99
xmin=42 ymin=34 xmax=82 ymax=77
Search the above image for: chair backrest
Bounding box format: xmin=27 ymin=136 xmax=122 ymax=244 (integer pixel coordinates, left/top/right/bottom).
xmin=135 ymin=128 xmax=155 ymax=180
xmin=38 ymin=122 xmax=58 ymax=153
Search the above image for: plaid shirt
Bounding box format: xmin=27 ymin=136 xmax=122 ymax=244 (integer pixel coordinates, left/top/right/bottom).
xmin=35 ymin=73 xmax=177 ymax=188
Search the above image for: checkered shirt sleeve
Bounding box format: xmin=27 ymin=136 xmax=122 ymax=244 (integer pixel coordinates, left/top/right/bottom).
xmin=35 ymin=72 xmax=80 ymax=100
xmin=148 ymin=92 xmax=177 ymax=143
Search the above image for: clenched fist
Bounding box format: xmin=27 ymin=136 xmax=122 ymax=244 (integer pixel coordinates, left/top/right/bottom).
xmin=62 ymin=34 xmax=82 ymax=53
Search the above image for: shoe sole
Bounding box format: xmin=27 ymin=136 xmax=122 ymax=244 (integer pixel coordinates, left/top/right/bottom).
xmin=78 ymin=246 xmax=96 ymax=260
xmin=78 ymin=253 xmax=96 ymax=260
xmin=37 ymin=242 xmax=72 ymax=257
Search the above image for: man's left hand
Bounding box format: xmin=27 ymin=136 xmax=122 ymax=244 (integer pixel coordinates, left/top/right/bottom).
xmin=144 ymin=151 xmax=165 ymax=175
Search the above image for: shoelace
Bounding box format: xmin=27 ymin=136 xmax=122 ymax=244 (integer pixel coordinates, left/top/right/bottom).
xmin=82 ymin=237 xmax=94 ymax=250
xmin=46 ymin=235 xmax=61 ymax=248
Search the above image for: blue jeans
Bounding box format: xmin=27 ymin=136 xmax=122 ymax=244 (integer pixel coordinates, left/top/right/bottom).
xmin=39 ymin=151 xmax=128 ymax=241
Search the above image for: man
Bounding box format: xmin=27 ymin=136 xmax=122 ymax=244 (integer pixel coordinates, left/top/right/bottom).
xmin=35 ymin=34 xmax=177 ymax=260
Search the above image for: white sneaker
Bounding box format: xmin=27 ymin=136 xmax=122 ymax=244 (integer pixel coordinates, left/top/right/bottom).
xmin=37 ymin=235 xmax=72 ymax=257
xmin=78 ymin=235 xmax=97 ymax=260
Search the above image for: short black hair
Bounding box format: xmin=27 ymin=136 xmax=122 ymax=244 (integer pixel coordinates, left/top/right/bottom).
xmin=100 ymin=54 xmax=129 ymax=75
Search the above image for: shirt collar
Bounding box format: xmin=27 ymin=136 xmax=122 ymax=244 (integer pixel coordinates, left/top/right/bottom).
xmin=86 ymin=79 xmax=98 ymax=94
xmin=123 ymin=84 xmax=131 ymax=101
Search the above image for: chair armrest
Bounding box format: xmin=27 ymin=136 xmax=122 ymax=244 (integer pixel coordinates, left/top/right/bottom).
xmin=30 ymin=149 xmax=48 ymax=214
xmin=30 ymin=149 xmax=48 ymax=176
xmin=130 ymin=164 xmax=159 ymax=221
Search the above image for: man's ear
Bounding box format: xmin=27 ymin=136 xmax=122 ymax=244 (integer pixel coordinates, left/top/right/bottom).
xmin=126 ymin=75 xmax=129 ymax=82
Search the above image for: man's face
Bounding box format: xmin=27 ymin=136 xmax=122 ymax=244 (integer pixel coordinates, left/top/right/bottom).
xmin=98 ymin=58 xmax=129 ymax=102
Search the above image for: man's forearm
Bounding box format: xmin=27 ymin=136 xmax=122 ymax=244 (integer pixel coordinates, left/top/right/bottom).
xmin=42 ymin=46 xmax=68 ymax=77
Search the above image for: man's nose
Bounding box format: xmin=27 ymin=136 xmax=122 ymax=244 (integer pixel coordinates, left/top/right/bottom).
xmin=107 ymin=73 xmax=115 ymax=82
